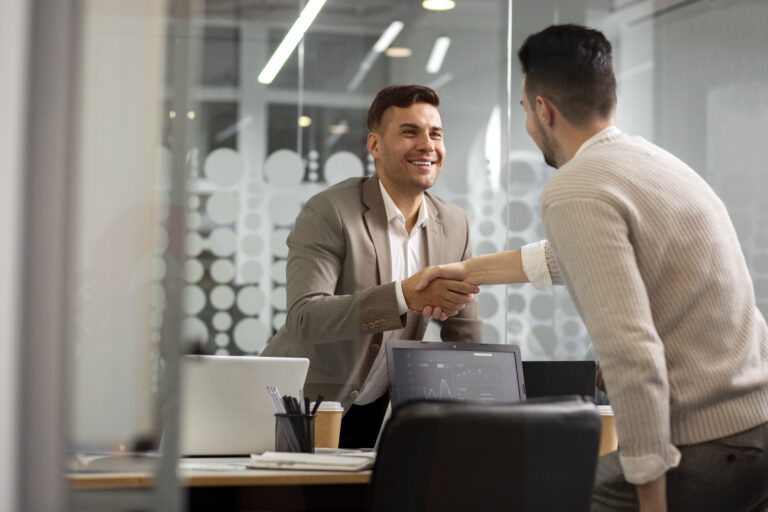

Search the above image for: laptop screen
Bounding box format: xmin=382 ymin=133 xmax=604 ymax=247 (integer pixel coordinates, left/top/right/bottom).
xmin=386 ymin=340 xmax=526 ymax=408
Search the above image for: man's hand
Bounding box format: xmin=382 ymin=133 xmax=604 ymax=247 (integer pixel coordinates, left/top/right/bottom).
xmin=596 ymin=360 xmax=607 ymax=393
xmin=411 ymin=262 xmax=471 ymax=291
xmin=401 ymin=273 xmax=478 ymax=321
xmin=636 ymin=474 xmax=667 ymax=512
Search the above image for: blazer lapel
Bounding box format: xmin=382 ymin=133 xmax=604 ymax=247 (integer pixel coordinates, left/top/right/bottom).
xmin=424 ymin=193 xmax=444 ymax=266
xmin=362 ymin=176 xmax=391 ymax=285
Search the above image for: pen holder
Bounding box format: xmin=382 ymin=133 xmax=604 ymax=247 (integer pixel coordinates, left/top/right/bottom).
xmin=275 ymin=413 xmax=315 ymax=453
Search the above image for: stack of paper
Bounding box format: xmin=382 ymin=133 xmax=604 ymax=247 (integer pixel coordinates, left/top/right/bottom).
xmin=248 ymin=451 xmax=375 ymax=471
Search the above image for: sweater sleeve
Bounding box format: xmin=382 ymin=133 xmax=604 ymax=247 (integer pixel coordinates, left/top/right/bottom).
xmin=543 ymin=196 xmax=680 ymax=484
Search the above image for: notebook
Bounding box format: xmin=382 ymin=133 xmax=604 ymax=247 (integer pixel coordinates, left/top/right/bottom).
xmin=521 ymin=360 xmax=597 ymax=400
xmin=385 ymin=340 xmax=526 ymax=408
xmin=179 ymin=355 xmax=309 ymax=456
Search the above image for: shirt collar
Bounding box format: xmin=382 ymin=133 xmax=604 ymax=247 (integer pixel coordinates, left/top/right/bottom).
xmin=573 ymin=125 xmax=622 ymax=159
xmin=379 ymin=180 xmax=429 ymax=228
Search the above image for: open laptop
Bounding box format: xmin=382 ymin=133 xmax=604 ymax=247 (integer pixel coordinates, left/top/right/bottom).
xmin=386 ymin=340 xmax=526 ymax=409
xmin=521 ymin=360 xmax=596 ymax=400
xmin=179 ymin=355 xmax=309 ymax=456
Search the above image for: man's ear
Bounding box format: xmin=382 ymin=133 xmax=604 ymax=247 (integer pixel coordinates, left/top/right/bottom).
xmin=535 ymin=96 xmax=556 ymax=127
xmin=367 ymin=132 xmax=379 ymax=159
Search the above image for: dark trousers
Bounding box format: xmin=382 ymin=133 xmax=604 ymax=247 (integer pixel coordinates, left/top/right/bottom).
xmin=592 ymin=421 xmax=768 ymax=511
xmin=338 ymin=392 xmax=389 ymax=449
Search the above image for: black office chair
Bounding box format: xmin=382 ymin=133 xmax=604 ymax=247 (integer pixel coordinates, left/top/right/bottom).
xmin=367 ymin=396 xmax=601 ymax=512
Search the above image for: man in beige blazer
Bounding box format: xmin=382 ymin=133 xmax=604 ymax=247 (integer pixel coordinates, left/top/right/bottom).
xmin=261 ymin=85 xmax=483 ymax=447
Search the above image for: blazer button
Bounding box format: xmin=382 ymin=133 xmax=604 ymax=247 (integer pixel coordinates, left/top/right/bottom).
xmin=350 ymin=390 xmax=359 ymax=399
xmin=361 ymin=323 xmax=368 ymax=330
xmin=370 ymin=344 xmax=380 ymax=354
xmin=376 ymin=319 xmax=386 ymax=326
xmin=368 ymin=322 xmax=376 ymax=330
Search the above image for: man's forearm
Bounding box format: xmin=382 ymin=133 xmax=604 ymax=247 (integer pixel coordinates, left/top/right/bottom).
xmin=636 ymin=474 xmax=667 ymax=512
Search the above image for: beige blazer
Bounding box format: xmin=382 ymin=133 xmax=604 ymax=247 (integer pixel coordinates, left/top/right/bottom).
xmin=261 ymin=176 xmax=481 ymax=411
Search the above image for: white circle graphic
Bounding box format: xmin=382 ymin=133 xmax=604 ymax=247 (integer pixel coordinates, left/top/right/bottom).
xmin=237 ymin=286 xmax=265 ymax=315
xmin=204 ymin=148 xmax=244 ymax=187
xmin=209 ymin=227 xmax=236 ymax=257
xmin=210 ymin=259 xmax=236 ymax=283
xmin=270 ymin=229 xmax=291 ymax=258
xmin=240 ymin=260 xmax=263 ymax=283
xmin=233 ymin=318 xmax=269 ymax=353
xmin=271 ymin=286 xmax=287 ymax=310
xmin=182 ymin=285 xmax=206 ymax=315
xmin=181 ymin=316 xmax=208 ymax=345
xmin=324 ymin=151 xmax=364 ymax=185
xmin=241 ymin=234 xmax=264 ymax=256
xmin=213 ymin=311 xmax=233 ymax=331
xmin=271 ymin=259 xmax=287 ymax=284
xmin=210 ymin=285 xmax=235 ymax=310
xmin=206 ymin=192 xmax=240 ymax=225
xmin=215 ymin=333 xmax=230 ymax=347
xmin=267 ymin=193 xmax=302 ymax=226
xmin=186 ymin=232 xmax=203 ymax=257
xmin=184 ymin=259 xmax=204 ymax=283
xmin=264 ymin=149 xmax=304 ymax=187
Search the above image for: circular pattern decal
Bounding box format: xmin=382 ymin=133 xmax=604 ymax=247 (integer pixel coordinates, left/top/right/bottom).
xmin=475 ymin=241 xmax=498 ymax=256
xmin=209 ymin=227 xmax=237 ymax=257
xmin=184 ymin=259 xmax=204 ymax=283
xmin=237 ymin=286 xmax=265 ymax=315
xmin=507 ymin=293 xmax=526 ymax=313
xmin=233 ymin=318 xmax=269 ymax=353
xmin=478 ymin=292 xmax=499 ymax=318
xmin=215 ymin=332 xmax=230 ymax=347
xmin=185 ymin=232 xmax=203 ymax=257
xmin=244 ymin=213 xmax=261 ymax=230
xmin=267 ymin=193 xmax=302 ymax=226
xmin=204 ymin=148 xmax=245 ymax=187
xmin=181 ymin=317 xmax=209 ymax=345
xmin=187 ymin=211 xmax=202 ymax=230
xmin=206 ymin=192 xmax=240 ymax=225
xmin=504 ymin=201 xmax=533 ymax=231
xmin=210 ymin=285 xmax=235 ymax=310
xmin=210 ymin=259 xmax=236 ymax=283
xmin=324 ymin=151 xmax=364 ymax=185
xmin=479 ymin=220 xmax=495 ymax=237
xmin=241 ymin=234 xmax=264 ymax=256
xmin=183 ymin=286 xmax=206 ymax=315
xmin=530 ymin=295 xmax=555 ymax=320
xmin=264 ymin=149 xmax=304 ymax=187
xmin=271 ymin=260 xmax=287 ymax=284
xmin=270 ymin=229 xmax=291 ymax=258
xmin=272 ymin=312 xmax=287 ymax=331
xmin=240 ymin=260 xmax=263 ymax=283
xmin=271 ymin=286 xmax=287 ymax=310
xmin=213 ymin=311 xmax=233 ymax=331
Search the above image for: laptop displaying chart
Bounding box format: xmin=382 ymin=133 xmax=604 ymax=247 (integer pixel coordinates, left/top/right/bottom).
xmin=386 ymin=340 xmax=526 ymax=408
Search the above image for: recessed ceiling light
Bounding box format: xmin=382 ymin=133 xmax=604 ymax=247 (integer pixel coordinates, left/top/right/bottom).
xmin=386 ymin=47 xmax=412 ymax=58
xmin=423 ymin=0 xmax=455 ymax=11
xmin=298 ymin=115 xmax=312 ymax=127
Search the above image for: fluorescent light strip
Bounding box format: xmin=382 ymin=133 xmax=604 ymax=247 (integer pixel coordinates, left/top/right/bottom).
xmin=257 ymin=0 xmax=327 ymax=84
xmin=426 ymin=36 xmax=451 ymax=74
xmin=347 ymin=21 xmax=404 ymax=91
xmin=373 ymin=21 xmax=404 ymax=52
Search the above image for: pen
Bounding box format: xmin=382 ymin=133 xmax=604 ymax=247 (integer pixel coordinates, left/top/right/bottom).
xmin=311 ymin=395 xmax=324 ymax=415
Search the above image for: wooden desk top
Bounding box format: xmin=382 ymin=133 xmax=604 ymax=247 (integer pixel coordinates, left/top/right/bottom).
xmin=69 ymin=457 xmax=372 ymax=490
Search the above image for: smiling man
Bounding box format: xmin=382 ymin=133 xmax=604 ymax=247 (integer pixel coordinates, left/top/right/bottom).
xmin=262 ymin=84 xmax=552 ymax=447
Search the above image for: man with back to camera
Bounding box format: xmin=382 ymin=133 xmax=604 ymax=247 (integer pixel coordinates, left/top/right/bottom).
xmin=261 ymin=84 xmax=555 ymax=448
xmin=411 ymin=25 xmax=768 ymax=511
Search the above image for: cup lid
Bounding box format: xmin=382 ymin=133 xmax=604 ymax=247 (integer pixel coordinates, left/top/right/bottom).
xmin=311 ymin=401 xmax=344 ymax=412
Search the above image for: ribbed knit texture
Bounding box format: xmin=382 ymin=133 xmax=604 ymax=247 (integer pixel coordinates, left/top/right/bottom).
xmin=542 ymin=129 xmax=768 ymax=482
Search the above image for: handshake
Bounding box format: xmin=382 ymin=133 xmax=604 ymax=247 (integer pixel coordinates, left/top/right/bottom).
xmin=401 ymin=261 xmax=475 ymax=322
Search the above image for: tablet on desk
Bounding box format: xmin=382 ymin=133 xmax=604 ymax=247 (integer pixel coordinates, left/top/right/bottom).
xmin=385 ymin=340 xmax=526 ymax=409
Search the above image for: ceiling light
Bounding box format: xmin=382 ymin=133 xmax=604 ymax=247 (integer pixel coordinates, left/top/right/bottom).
xmin=298 ymin=115 xmax=312 ymax=127
xmin=426 ymin=36 xmax=451 ymax=73
xmin=186 ymin=110 xmax=196 ymax=120
xmin=257 ymin=0 xmax=327 ymax=84
xmin=373 ymin=21 xmax=404 ymax=52
xmin=329 ymin=121 xmax=349 ymax=134
xmin=423 ymin=0 xmax=455 ymax=11
xmin=385 ymin=47 xmax=412 ymax=58
xmin=347 ymin=21 xmax=404 ymax=91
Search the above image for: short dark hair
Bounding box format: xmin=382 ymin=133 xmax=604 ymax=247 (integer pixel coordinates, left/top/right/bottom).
xmin=517 ymin=24 xmax=616 ymax=125
xmin=366 ymin=85 xmax=440 ymax=131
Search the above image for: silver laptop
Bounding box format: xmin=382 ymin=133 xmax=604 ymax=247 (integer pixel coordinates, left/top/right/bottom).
xmin=179 ymin=355 xmax=309 ymax=456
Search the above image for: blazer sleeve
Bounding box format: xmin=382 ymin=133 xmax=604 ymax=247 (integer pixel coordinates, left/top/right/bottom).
xmin=440 ymin=213 xmax=483 ymax=343
xmin=283 ymin=193 xmax=405 ymax=345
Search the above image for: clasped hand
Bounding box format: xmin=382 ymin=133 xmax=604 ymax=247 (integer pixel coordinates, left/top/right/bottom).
xmin=401 ymin=262 xmax=475 ymax=321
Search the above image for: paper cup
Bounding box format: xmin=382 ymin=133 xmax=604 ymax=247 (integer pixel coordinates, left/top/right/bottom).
xmin=597 ymin=405 xmax=618 ymax=456
xmin=312 ymin=401 xmax=344 ymax=449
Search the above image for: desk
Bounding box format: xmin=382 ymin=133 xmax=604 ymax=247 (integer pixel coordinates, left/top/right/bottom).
xmin=70 ymin=458 xmax=371 ymax=511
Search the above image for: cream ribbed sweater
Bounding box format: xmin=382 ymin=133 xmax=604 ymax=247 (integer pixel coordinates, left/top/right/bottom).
xmin=542 ymin=127 xmax=768 ymax=483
